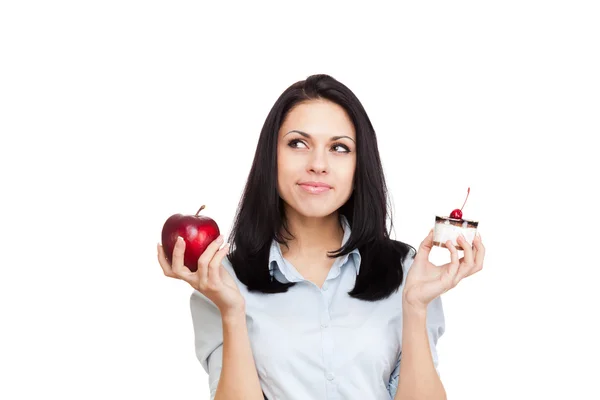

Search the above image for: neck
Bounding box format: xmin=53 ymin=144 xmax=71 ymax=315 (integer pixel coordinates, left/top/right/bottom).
xmin=280 ymin=208 xmax=344 ymax=260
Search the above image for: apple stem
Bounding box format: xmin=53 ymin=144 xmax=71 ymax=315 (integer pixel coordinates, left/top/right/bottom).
xmin=195 ymin=205 xmax=206 ymax=216
xmin=460 ymin=187 xmax=470 ymax=211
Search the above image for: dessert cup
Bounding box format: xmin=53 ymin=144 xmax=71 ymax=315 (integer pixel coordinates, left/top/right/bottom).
xmin=433 ymin=216 xmax=479 ymax=251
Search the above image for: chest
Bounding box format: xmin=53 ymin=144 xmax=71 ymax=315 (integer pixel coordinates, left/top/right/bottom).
xmin=244 ymin=282 xmax=403 ymax=385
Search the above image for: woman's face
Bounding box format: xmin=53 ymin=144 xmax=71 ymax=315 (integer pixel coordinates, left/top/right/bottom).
xmin=277 ymin=99 xmax=357 ymax=218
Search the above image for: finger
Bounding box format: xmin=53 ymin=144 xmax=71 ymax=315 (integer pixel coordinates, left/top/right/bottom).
xmin=456 ymin=260 xmax=473 ymax=282
xmin=207 ymin=242 xmax=231 ymax=288
xmin=464 ymin=244 xmax=479 ymax=279
xmin=457 ymin=234 xmax=474 ymax=266
xmin=197 ymin=235 xmax=225 ymax=286
xmin=415 ymin=229 xmax=434 ymax=261
xmin=445 ymin=240 xmax=460 ymax=280
xmin=157 ymin=243 xmax=176 ymax=278
xmin=456 ymin=235 xmax=475 ymax=281
xmin=171 ymin=236 xmax=195 ymax=283
xmin=467 ymin=233 xmax=485 ymax=277
xmin=474 ymin=233 xmax=485 ymax=266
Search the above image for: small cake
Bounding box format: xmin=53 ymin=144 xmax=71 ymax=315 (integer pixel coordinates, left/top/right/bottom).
xmin=433 ymin=216 xmax=479 ymax=251
xmin=432 ymin=187 xmax=479 ymax=251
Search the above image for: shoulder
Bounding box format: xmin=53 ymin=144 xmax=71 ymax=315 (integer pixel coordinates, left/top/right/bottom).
xmin=400 ymin=242 xmax=417 ymax=270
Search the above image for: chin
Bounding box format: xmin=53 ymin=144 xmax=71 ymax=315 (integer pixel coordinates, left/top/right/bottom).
xmin=282 ymin=187 xmax=350 ymax=218
xmin=293 ymin=202 xmax=340 ymax=218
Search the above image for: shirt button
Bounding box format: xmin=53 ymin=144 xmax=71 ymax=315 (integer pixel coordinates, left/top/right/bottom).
xmin=321 ymin=321 xmax=329 ymax=328
xmin=326 ymin=372 xmax=335 ymax=381
xmin=322 ymin=282 xmax=329 ymax=291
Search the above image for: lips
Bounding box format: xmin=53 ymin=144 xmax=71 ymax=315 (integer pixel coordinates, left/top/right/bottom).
xmin=298 ymin=182 xmax=333 ymax=194
xmin=298 ymin=181 xmax=332 ymax=188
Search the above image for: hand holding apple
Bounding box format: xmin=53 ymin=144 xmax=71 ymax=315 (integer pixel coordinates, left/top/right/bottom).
xmin=157 ymin=235 xmax=245 ymax=316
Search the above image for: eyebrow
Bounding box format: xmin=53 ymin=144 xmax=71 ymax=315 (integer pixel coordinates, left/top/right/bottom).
xmin=284 ymin=130 xmax=356 ymax=143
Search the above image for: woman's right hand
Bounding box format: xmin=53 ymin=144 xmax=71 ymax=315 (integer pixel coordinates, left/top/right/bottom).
xmin=157 ymin=235 xmax=245 ymax=318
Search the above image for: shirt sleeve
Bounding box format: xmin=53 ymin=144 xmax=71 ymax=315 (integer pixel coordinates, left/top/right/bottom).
xmin=387 ymin=249 xmax=446 ymax=399
xmin=190 ymin=290 xmax=224 ymax=400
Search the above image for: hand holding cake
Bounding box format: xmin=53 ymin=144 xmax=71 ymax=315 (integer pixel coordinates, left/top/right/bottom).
xmin=403 ymin=187 xmax=486 ymax=312
xmin=403 ymin=224 xmax=486 ymax=312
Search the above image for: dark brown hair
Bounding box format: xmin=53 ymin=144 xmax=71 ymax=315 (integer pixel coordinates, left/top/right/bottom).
xmin=226 ymin=74 xmax=415 ymax=301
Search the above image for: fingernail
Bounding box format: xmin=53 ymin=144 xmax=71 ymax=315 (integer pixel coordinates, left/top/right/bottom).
xmin=216 ymin=235 xmax=224 ymax=243
xmin=178 ymin=236 xmax=184 ymax=243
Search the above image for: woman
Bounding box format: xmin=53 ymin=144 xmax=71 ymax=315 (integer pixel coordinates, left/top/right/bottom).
xmin=157 ymin=74 xmax=485 ymax=400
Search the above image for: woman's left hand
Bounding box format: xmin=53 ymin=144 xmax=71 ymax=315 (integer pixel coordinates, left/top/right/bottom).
xmin=403 ymin=229 xmax=486 ymax=314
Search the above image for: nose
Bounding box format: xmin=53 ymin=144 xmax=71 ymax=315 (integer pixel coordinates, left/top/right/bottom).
xmin=307 ymin=147 xmax=329 ymax=174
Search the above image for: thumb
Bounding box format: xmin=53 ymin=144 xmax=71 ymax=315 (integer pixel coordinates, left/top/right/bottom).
xmin=415 ymin=228 xmax=434 ymax=261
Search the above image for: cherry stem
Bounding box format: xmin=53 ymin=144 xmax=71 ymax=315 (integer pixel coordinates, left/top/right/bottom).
xmin=460 ymin=188 xmax=470 ymax=211
xmin=195 ymin=205 xmax=206 ymax=216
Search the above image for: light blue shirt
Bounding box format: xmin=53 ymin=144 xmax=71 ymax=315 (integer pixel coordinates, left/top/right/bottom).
xmin=190 ymin=215 xmax=445 ymax=400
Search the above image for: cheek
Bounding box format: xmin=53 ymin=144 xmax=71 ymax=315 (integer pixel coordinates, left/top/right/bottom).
xmin=277 ymin=151 xmax=300 ymax=178
xmin=338 ymin=159 xmax=356 ymax=186
xmin=276 ymin=153 xmax=295 ymax=191
xmin=277 ymin=166 xmax=296 ymax=192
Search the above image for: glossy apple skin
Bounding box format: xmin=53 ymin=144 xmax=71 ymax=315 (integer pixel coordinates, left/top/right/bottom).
xmin=161 ymin=213 xmax=220 ymax=272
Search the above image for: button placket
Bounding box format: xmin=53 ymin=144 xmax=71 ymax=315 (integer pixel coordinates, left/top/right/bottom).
xmin=319 ymin=289 xmax=336 ymax=392
xmin=319 ymin=291 xmax=331 ymax=329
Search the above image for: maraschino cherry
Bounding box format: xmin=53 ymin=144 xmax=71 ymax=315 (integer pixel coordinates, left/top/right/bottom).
xmin=450 ymin=187 xmax=470 ymax=219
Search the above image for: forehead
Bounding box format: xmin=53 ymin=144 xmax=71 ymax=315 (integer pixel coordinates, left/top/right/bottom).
xmin=279 ymin=100 xmax=356 ymax=139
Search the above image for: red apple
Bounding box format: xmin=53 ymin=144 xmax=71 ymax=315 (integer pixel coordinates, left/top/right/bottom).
xmin=161 ymin=205 xmax=220 ymax=272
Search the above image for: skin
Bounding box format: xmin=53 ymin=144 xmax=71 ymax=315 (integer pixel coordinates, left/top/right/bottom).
xmin=157 ymin=97 xmax=486 ymax=400
xmin=275 ymin=99 xmax=357 ymax=285
xmin=404 ymin=231 xmax=486 ymax=314
xmin=394 ymin=232 xmax=485 ymax=400
xmin=156 ymin=98 xmax=357 ymax=305
xmin=154 ymin=99 xmax=358 ymax=399
xmin=156 ymin=97 xmax=487 ymax=316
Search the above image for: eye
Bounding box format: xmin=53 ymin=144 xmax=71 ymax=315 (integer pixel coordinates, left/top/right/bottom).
xmin=332 ymin=143 xmax=351 ymax=153
xmin=287 ymin=139 xmax=351 ymax=154
xmin=287 ymin=139 xmax=307 ymax=149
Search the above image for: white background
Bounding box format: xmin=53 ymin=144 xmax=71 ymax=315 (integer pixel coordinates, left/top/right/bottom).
xmin=1 ymin=1 xmax=598 ymax=399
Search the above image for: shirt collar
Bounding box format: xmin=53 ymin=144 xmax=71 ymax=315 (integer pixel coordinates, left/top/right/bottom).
xmin=268 ymin=214 xmax=362 ymax=283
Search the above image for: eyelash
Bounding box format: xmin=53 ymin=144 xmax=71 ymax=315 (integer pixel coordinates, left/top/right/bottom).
xmin=287 ymin=139 xmax=351 ymax=153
